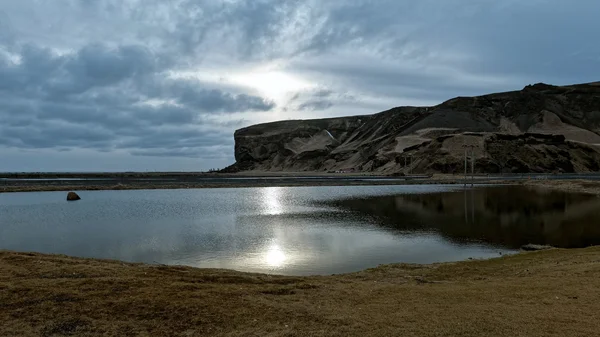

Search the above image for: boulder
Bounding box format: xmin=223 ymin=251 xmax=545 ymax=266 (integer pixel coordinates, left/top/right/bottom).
xmin=521 ymin=244 xmax=553 ymax=251
xmin=67 ymin=192 xmax=81 ymax=201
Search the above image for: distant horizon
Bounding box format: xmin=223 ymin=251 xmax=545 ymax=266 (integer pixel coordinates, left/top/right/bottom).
xmin=1 ymin=171 xmax=213 ymax=174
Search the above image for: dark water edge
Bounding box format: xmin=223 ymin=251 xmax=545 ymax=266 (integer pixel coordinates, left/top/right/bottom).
xmin=326 ymin=186 xmax=600 ymax=249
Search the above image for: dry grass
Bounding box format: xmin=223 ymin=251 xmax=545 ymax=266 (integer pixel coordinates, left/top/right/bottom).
xmin=2 ymin=248 xmax=600 ymax=336
xmin=524 ymin=179 xmax=600 ymax=195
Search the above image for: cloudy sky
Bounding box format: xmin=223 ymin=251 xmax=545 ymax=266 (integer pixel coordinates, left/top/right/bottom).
xmin=1 ymin=0 xmax=599 ymax=172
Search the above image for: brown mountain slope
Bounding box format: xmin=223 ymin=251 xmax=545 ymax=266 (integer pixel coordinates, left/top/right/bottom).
xmin=226 ymin=82 xmax=600 ymax=174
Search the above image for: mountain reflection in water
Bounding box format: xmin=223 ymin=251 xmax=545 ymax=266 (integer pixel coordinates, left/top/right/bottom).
xmin=327 ymin=186 xmax=600 ymax=249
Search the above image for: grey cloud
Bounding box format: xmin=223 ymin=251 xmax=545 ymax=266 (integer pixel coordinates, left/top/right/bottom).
xmin=131 ymin=105 xmax=196 ymax=127
xmin=3 ymin=0 xmax=306 ymax=57
xmin=129 ymin=149 xmax=198 ymax=158
xmin=0 ymin=97 xmax=135 ymax=131
xmin=302 ymin=1 xmax=600 ymax=86
xmin=1 ymin=41 xmax=274 ymax=114
xmin=286 ymin=88 xmax=354 ymax=113
xmin=169 ymin=0 xmax=307 ymax=59
xmin=116 ymin=129 xmax=231 ymax=150
xmin=298 ymin=100 xmax=334 ymax=111
xmin=0 ymin=11 xmax=15 ymax=47
xmin=2 ymin=122 xmax=114 ymax=150
xmin=0 ymin=100 xmax=234 ymax=157
xmin=130 ymin=145 xmax=231 ymax=159
xmin=0 ymin=95 xmax=237 ymax=155
xmin=0 ymin=43 xmax=155 ymax=97
xmin=168 ymin=81 xmax=276 ymax=113
xmin=209 ymin=119 xmax=247 ymax=128
xmin=301 ymin=60 xmax=491 ymax=100
xmin=60 ymin=44 xmax=156 ymax=91
xmin=313 ymin=89 xmax=334 ymax=98
xmin=0 ymin=36 xmax=274 ymax=161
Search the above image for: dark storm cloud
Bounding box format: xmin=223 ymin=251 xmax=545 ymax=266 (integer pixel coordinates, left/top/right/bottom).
xmin=59 ymin=44 xmax=156 ymax=92
xmin=154 ymin=80 xmax=276 ymax=113
xmin=0 ymin=36 xmax=274 ymax=161
xmin=0 ymin=93 xmax=238 ymax=157
xmin=0 ymin=44 xmax=154 ymax=96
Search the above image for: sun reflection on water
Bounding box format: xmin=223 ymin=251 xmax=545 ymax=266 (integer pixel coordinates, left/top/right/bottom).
xmin=258 ymin=187 xmax=288 ymax=268
xmin=265 ymin=244 xmax=286 ymax=267
xmin=261 ymin=187 xmax=283 ymax=215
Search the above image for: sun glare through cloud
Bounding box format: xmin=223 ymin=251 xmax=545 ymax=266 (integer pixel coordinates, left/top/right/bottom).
xmin=229 ymin=69 xmax=314 ymax=103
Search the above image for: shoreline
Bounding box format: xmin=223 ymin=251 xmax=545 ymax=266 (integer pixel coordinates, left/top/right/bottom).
xmin=0 ymin=179 xmax=483 ymax=193
xmin=2 ymin=247 xmax=600 ymax=336
xmin=3 ymin=177 xmax=600 ymax=195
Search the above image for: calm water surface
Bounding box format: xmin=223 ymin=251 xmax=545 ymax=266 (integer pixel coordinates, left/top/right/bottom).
xmin=1 ymin=185 xmax=599 ymax=275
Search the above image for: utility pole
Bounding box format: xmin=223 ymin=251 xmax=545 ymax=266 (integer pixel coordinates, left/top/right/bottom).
xmin=464 ymin=188 xmax=468 ymax=224
xmin=471 ymin=188 xmax=475 ymax=223
xmin=471 ymin=148 xmax=475 ymax=187
xmin=463 ymin=145 xmax=476 ymax=186
xmin=464 ymin=148 xmax=468 ymax=187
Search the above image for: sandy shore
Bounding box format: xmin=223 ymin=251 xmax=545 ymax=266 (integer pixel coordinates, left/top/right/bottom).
xmin=2 ymin=248 xmax=600 ymax=336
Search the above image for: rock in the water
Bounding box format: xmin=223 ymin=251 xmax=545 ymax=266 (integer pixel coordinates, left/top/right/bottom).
xmin=521 ymin=244 xmax=553 ymax=251
xmin=67 ymin=192 xmax=81 ymax=201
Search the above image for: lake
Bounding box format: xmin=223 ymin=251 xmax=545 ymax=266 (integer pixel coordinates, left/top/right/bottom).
xmin=1 ymin=185 xmax=599 ymax=275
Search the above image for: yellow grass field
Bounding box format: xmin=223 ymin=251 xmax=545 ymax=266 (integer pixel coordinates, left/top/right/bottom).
xmin=2 ymin=247 xmax=600 ymax=336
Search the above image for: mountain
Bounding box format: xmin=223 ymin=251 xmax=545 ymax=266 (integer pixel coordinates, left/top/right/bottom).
xmin=225 ymin=82 xmax=600 ymax=174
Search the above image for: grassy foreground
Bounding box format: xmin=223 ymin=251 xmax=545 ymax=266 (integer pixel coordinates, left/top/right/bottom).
xmin=2 ymin=248 xmax=600 ymax=336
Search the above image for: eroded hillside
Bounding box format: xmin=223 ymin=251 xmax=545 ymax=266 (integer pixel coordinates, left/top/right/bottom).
xmin=226 ymin=82 xmax=600 ymax=174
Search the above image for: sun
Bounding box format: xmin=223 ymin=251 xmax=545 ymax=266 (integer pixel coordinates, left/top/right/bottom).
xmin=168 ymin=64 xmax=314 ymax=106
xmin=230 ymin=69 xmax=313 ymax=102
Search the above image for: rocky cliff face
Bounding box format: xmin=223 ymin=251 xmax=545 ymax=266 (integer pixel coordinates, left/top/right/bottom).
xmin=226 ymin=82 xmax=600 ymax=174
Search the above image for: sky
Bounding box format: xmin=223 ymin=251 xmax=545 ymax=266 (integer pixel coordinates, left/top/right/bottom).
xmin=1 ymin=0 xmax=599 ymax=172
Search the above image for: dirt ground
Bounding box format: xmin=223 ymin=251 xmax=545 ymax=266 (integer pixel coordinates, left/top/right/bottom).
xmin=2 ymin=248 xmax=600 ymax=336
